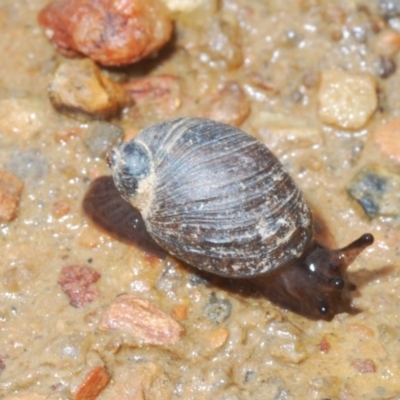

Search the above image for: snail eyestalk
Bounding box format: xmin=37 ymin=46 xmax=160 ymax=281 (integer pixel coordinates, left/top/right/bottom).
xmin=247 ymin=233 xmax=374 ymax=321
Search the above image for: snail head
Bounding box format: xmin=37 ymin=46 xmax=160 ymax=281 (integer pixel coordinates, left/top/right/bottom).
xmin=251 ymin=233 xmax=374 ymax=320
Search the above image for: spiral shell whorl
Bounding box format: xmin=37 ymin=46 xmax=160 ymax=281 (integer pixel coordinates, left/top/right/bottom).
xmin=112 ymin=117 xmax=313 ymax=277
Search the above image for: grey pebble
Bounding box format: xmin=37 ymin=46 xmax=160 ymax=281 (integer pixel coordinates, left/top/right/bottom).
xmin=203 ymin=292 xmax=232 ymax=324
xmin=348 ymin=164 xmax=400 ymax=218
xmin=6 ymin=148 xmax=48 ymax=182
xmin=379 ymin=0 xmax=400 ymax=18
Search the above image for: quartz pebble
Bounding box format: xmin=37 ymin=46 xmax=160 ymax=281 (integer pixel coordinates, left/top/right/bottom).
xmin=38 ymin=0 xmax=173 ymax=66
xmin=318 ymin=69 xmax=377 ymax=130
xmin=161 ymin=0 xmax=206 ymax=12
xmin=0 ymin=98 xmax=44 ymax=144
xmin=83 ymin=122 xmax=123 ymax=158
xmin=49 ymin=59 xmax=130 ymax=120
xmin=0 ymin=170 xmax=23 ymax=222
xmin=348 ymin=164 xmax=400 ymax=218
xmin=100 ymin=294 xmax=183 ymax=345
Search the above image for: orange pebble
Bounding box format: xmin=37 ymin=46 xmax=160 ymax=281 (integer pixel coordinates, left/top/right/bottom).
xmin=209 ymin=327 xmax=229 ymax=349
xmin=73 ymin=366 xmax=110 ymax=400
xmin=171 ymin=305 xmax=187 ymax=321
xmin=374 ymin=119 xmax=400 ymax=162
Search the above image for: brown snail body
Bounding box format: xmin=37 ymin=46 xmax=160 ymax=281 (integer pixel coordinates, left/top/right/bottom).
xmin=107 ymin=117 xmax=373 ymax=320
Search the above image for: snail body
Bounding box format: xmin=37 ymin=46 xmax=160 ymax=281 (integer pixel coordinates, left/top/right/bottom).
xmin=108 ymin=117 xmax=373 ymax=320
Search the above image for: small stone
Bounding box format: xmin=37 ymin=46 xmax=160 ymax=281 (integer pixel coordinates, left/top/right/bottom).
xmin=374 ymin=29 xmax=400 ymax=56
xmin=318 ymin=69 xmax=377 ymax=130
xmin=201 ymin=16 xmax=243 ymax=69
xmin=48 ymin=59 xmax=131 ymax=120
xmin=208 ymin=327 xmax=229 ymax=349
xmin=348 ymin=164 xmax=400 ymax=218
xmin=100 ymin=294 xmax=183 ymax=345
xmin=350 ymin=358 xmax=377 ymax=373
xmin=379 ymin=0 xmax=400 ymax=18
xmin=374 ymin=118 xmax=400 ymax=162
xmin=161 ymin=0 xmax=206 ymax=12
xmin=267 ymin=321 xmax=308 ymax=364
xmin=203 ymin=81 xmax=250 ymax=126
xmin=73 ymin=366 xmax=110 ymax=400
xmin=38 ymin=0 xmax=173 ymax=67
xmin=0 ymin=98 xmax=44 ymax=144
xmin=58 ymin=265 xmax=101 ymax=307
xmin=6 ymin=148 xmax=48 ymax=182
xmin=253 ymin=110 xmax=322 ymax=150
xmin=124 ymin=74 xmax=181 ymax=118
xmin=84 ymin=122 xmax=123 ymax=158
xmin=203 ymin=293 xmax=232 ymax=325
xmin=0 ymin=170 xmax=23 ymax=222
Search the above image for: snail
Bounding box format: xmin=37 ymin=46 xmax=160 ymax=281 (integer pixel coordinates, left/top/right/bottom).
xmin=107 ymin=117 xmax=374 ymax=321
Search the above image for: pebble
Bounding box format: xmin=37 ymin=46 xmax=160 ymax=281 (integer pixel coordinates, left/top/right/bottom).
xmin=374 ymin=118 xmax=400 ymax=161
xmin=58 ymin=264 xmax=101 ymax=307
xmin=0 ymin=170 xmax=23 ymax=222
xmin=203 ymin=81 xmax=250 ymax=126
xmin=379 ymin=0 xmax=400 ymax=18
xmin=267 ymin=321 xmax=308 ymax=364
xmin=202 ymin=16 xmax=243 ymax=69
xmin=374 ymin=29 xmax=400 ymax=56
xmin=348 ymin=164 xmax=400 ymax=218
xmin=252 ymin=110 xmax=322 ymax=150
xmin=99 ymin=294 xmax=183 ymax=345
xmin=318 ymin=69 xmax=377 ymax=130
xmin=0 ymin=98 xmax=44 ymax=144
xmin=73 ymin=366 xmax=110 ymax=400
xmin=161 ymin=0 xmax=208 ymax=12
xmin=48 ymin=59 xmax=131 ymax=120
xmin=83 ymin=122 xmax=123 ymax=158
xmin=6 ymin=148 xmax=48 ymax=182
xmin=350 ymin=358 xmax=377 ymax=374
xmin=38 ymin=0 xmax=173 ymax=67
xmin=203 ymin=293 xmax=232 ymax=325
xmin=124 ymin=74 xmax=181 ymax=118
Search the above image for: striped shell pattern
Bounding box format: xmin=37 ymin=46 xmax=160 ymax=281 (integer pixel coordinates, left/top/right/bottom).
xmin=109 ymin=117 xmax=312 ymax=278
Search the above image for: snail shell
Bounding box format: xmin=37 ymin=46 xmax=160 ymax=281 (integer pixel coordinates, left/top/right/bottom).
xmin=108 ymin=117 xmax=312 ymax=277
xmin=107 ymin=117 xmax=373 ymax=320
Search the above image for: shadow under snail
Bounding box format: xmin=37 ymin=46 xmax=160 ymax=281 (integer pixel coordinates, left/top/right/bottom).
xmin=106 ymin=117 xmax=374 ymax=321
